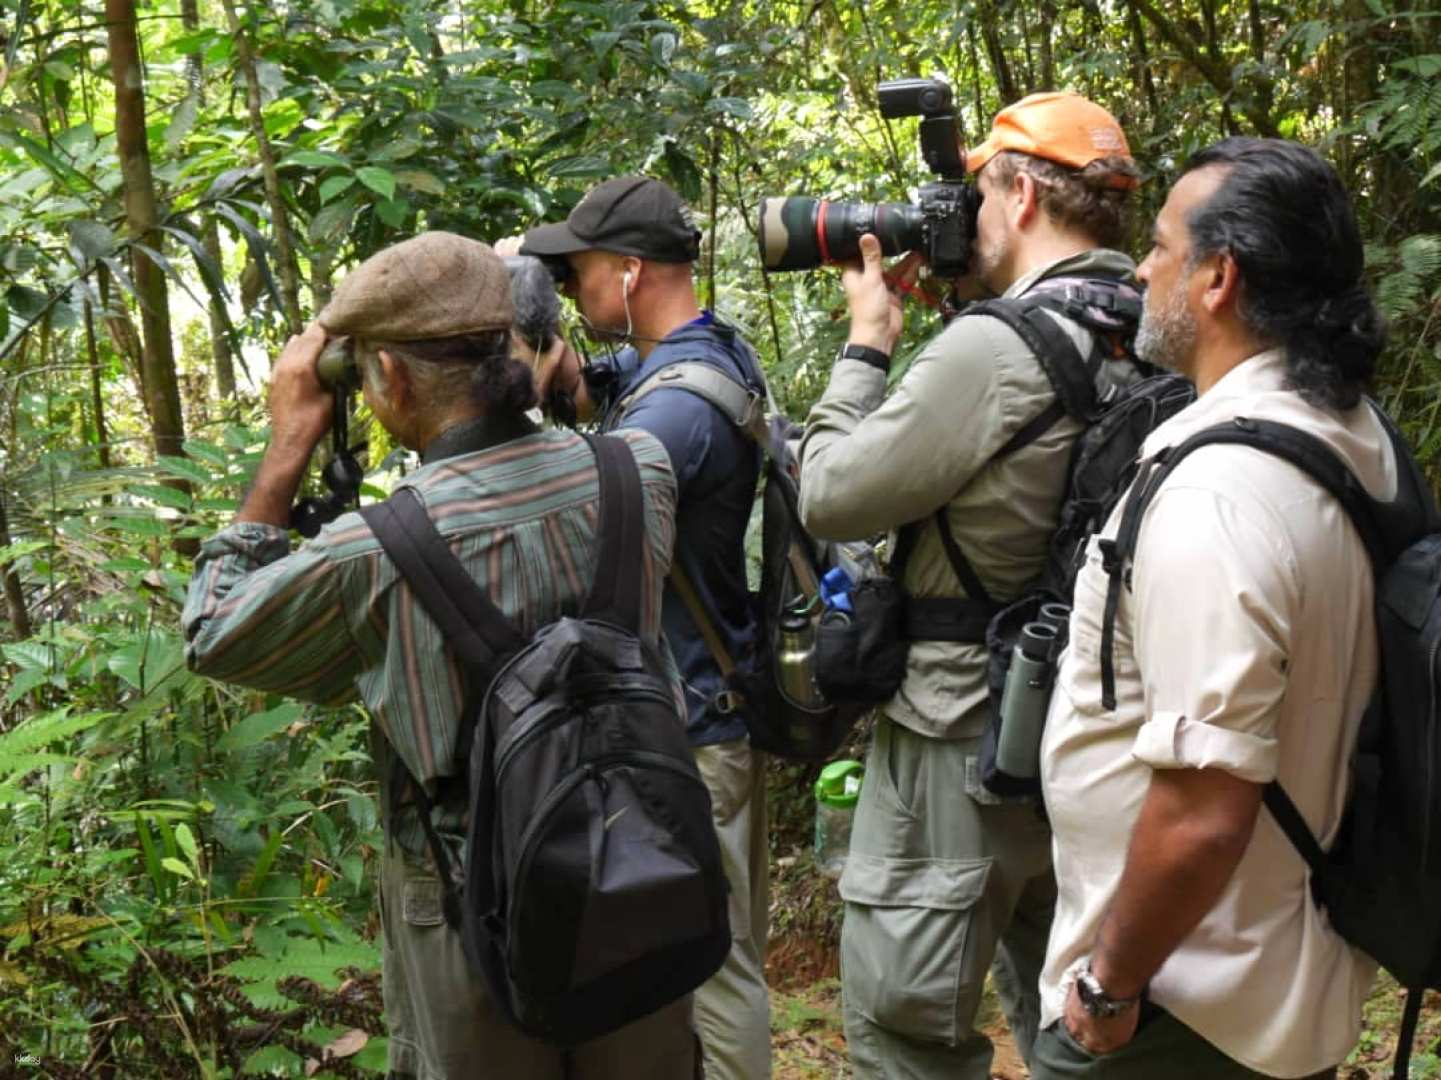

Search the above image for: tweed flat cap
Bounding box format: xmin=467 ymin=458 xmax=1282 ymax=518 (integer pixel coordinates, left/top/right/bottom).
xmin=318 ymin=231 xmax=514 ymax=341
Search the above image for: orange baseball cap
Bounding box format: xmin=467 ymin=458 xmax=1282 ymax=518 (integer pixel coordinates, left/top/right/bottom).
xmin=966 ymin=92 xmax=1138 ymax=190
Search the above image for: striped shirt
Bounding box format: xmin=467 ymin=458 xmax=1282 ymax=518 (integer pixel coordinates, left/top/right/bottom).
xmin=184 ymin=426 xmax=678 ymax=852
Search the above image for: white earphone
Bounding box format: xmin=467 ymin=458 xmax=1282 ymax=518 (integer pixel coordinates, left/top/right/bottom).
xmin=622 ymin=270 xmax=633 ymax=292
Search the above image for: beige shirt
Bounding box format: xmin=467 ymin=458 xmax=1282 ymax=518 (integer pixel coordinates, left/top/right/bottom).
xmin=1039 ymin=350 xmax=1395 ymax=1077
xmin=799 ymin=249 xmax=1139 ymax=739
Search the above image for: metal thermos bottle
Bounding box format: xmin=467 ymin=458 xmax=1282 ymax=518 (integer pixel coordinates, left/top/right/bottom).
xmin=776 ymin=607 xmax=825 ymax=709
xmin=995 ymin=621 xmax=1059 ymax=780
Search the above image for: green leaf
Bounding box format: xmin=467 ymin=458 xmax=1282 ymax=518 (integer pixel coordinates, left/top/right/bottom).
xmin=356 ymin=166 xmax=397 ymax=201
xmin=182 ymin=441 xmax=229 ymax=466
xmin=155 ymin=455 xmax=212 ymax=485
xmin=161 ymin=857 xmax=195 ymax=881
xmin=217 ymin=703 xmax=304 ymax=753
xmin=98 ymin=558 xmax=150 ymax=572
xmin=165 ymin=95 xmax=199 ymax=148
xmin=309 ymin=195 xmax=359 ymax=244
xmin=106 ymin=631 xmax=185 ymax=693
xmin=319 ymin=174 xmax=356 ymax=203
xmin=393 ymin=168 xmax=445 ymax=196
xmin=2 ymin=642 xmax=54 ymax=672
xmin=376 ymin=197 xmax=410 ymax=228
xmin=68 ymin=220 xmax=115 ymax=260
xmin=174 ymin=823 xmax=199 ymax=868
xmin=7 ymin=284 xmax=50 ymax=321
xmin=706 ymin=96 xmax=753 ymax=120
xmin=125 ymin=484 xmax=192 ymax=511
xmin=651 ymin=31 xmax=678 ymax=65
xmin=0 ymin=540 xmax=46 ymax=567
xmin=283 ymin=149 xmax=351 ymax=169
xmin=548 ymin=154 xmax=612 ymax=179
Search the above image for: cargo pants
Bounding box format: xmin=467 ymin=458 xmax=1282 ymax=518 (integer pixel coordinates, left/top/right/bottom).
xmin=691 ymin=738 xmax=772 ymax=1080
xmin=839 ymin=720 xmax=1055 ymax=1080
xmin=378 ymin=842 xmax=699 ymax=1080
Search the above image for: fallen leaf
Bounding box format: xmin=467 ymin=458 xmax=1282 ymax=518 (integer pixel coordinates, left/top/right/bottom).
xmin=324 ymin=1029 xmax=368 ymax=1059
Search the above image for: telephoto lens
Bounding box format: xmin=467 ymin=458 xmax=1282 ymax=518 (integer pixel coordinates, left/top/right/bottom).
xmin=758 ymin=196 xmax=923 ymax=272
xmin=995 ymin=621 xmax=1060 ymax=782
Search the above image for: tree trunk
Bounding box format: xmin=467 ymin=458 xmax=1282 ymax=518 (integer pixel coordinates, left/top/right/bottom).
xmin=1125 ymin=0 xmax=1279 ymax=137
xmin=1037 ymin=0 xmax=1057 ymax=92
xmin=83 ymin=299 xmax=112 ymax=471
xmin=105 ymin=0 xmax=187 ymax=464
xmin=0 ymin=491 xmax=33 ymax=641
xmin=222 ymin=0 xmax=304 ymax=335
xmin=1124 ymin=0 xmax=1162 ymax=126
xmin=180 ymin=0 xmax=236 ymax=399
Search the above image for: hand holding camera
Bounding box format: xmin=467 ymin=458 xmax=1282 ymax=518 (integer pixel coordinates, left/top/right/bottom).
xmin=839 ymin=236 xmax=924 ymax=357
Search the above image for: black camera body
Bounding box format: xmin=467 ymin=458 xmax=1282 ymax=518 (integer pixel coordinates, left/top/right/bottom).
xmin=758 ymin=76 xmax=981 ymax=278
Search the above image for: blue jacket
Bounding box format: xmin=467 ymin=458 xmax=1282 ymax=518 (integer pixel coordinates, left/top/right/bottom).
xmin=597 ymin=315 xmax=764 ymax=746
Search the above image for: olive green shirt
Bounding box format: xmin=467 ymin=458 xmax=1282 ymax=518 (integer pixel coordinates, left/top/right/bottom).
xmin=798 ymin=249 xmax=1140 ymax=740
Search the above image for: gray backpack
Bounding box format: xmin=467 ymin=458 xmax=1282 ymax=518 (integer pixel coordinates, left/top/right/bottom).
xmin=360 ymin=433 xmax=729 ymax=1045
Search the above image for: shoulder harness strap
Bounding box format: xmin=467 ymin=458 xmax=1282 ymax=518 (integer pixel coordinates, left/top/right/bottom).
xmin=612 ymin=360 xmax=768 ymax=443
xmin=1095 ymin=413 xmax=1391 ymax=711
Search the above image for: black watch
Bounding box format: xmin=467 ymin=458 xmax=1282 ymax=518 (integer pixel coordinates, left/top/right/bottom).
xmin=837 ymin=342 xmax=891 ymax=373
xmin=1075 ymin=964 xmax=1141 ymax=1019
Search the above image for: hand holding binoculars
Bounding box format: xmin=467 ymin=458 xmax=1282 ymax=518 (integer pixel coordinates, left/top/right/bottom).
xmin=290 ymin=336 xmax=366 ymax=539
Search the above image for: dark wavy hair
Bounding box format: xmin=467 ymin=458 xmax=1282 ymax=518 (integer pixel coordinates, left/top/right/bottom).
xmin=1181 ymin=137 xmax=1383 ymax=410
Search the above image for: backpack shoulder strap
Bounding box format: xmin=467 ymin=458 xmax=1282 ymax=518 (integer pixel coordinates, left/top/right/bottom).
xmin=613 ymin=360 xmax=768 ymax=443
xmin=1095 ymin=415 xmax=1389 ymax=710
xmin=968 ymin=297 xmax=1099 ymax=429
xmin=359 ymin=488 xmax=526 ymax=671
xmin=580 ymin=433 xmax=646 ymax=633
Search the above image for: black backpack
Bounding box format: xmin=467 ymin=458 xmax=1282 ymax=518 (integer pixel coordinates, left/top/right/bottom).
xmin=611 ymin=358 xmax=887 ymax=761
xmin=979 ymin=372 xmax=1197 ymax=794
xmin=842 ymin=273 xmax=1184 ymax=793
xmin=1095 ymin=403 xmax=1441 ymax=1078
xmin=359 ymin=434 xmax=730 ymax=1046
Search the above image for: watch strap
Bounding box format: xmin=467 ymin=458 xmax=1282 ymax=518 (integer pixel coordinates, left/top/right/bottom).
xmin=838 ymin=343 xmax=891 ymax=373
xmin=1076 ymin=966 xmax=1141 ymax=1018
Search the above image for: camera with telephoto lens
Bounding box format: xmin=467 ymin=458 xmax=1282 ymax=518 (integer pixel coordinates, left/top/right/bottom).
xmin=757 ymin=76 xmax=981 ymax=278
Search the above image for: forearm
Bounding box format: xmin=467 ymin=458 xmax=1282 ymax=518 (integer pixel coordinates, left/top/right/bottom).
xmin=235 ymin=437 xmax=315 ymax=527
xmin=1090 ymin=766 xmax=1263 ymax=998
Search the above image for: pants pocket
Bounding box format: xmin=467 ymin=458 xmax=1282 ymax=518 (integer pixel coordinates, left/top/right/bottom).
xmin=839 ymin=853 xmax=991 ymax=1043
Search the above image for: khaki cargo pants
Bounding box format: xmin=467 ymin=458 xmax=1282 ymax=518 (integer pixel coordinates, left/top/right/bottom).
xmin=378 ymin=842 xmax=699 ymax=1079
xmin=839 ymin=720 xmax=1055 ymax=1080
xmin=691 ymin=738 xmax=772 ymax=1080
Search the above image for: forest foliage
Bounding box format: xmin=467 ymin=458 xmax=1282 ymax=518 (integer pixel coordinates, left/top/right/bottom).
xmin=0 ymin=0 xmax=1438 ymax=1073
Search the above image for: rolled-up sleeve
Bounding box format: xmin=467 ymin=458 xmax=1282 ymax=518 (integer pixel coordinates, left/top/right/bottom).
xmin=1129 ymin=481 xmax=1299 ymax=783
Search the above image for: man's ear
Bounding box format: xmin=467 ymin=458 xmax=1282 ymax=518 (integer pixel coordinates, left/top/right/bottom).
xmin=1013 ymin=170 xmax=1040 ymax=230
xmin=1199 ymin=250 xmax=1242 ymax=317
xmin=377 ymin=348 xmax=411 ymax=406
xmin=620 ymin=255 xmax=643 ymax=294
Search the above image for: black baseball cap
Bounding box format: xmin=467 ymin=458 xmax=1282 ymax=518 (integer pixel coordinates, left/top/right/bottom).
xmin=520 ymin=176 xmax=702 ymax=264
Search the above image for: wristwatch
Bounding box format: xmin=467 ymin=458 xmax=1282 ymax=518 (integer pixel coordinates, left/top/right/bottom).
xmin=837 ymin=343 xmax=891 ymax=373
xmin=1075 ymin=964 xmax=1142 ymax=1018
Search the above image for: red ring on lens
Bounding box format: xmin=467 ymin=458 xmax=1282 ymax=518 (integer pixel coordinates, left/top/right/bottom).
xmin=816 ymin=201 xmax=832 ymax=264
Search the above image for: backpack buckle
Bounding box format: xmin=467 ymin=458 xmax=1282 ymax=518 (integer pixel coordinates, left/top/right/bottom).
xmin=1097 ymin=537 xmax=1121 ymax=575
xmin=713 ymin=689 xmax=745 ymax=715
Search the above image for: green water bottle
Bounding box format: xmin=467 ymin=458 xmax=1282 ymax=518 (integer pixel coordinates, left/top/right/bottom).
xmin=814 ymin=760 xmax=864 ymax=879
